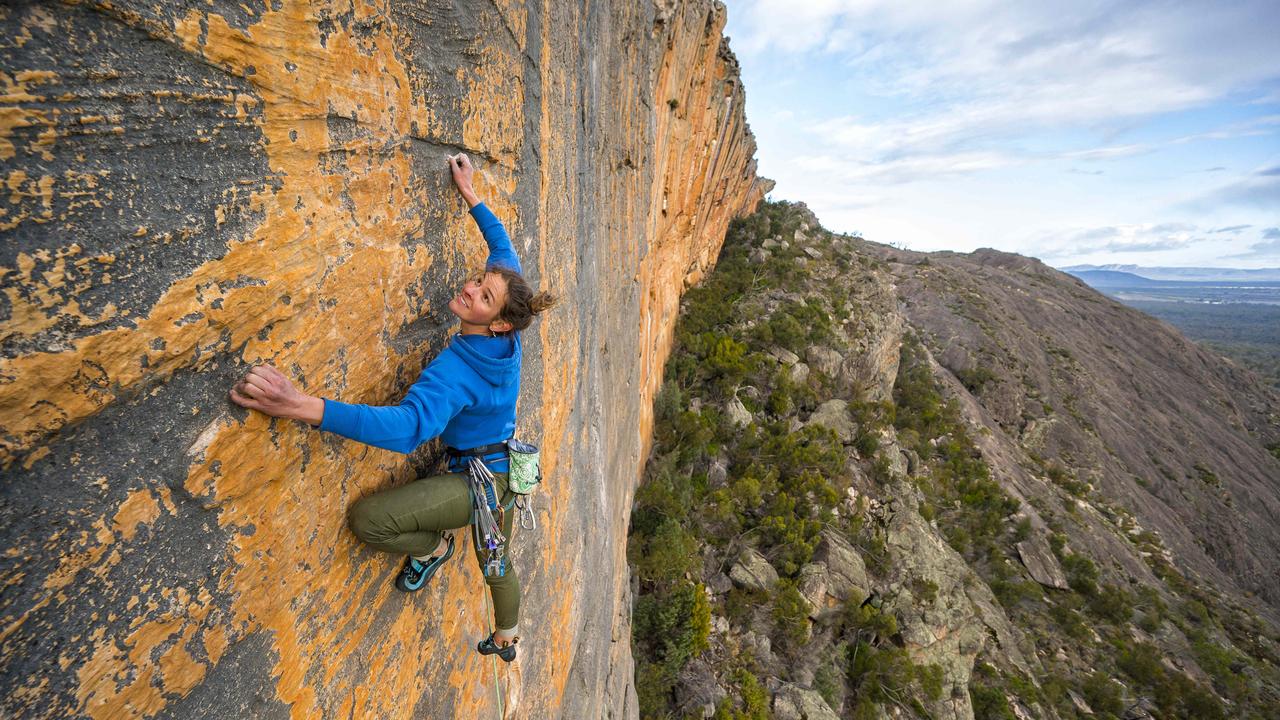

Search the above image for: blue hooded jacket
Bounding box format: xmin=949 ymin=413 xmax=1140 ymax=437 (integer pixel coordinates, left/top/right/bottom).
xmin=318 ymin=203 xmax=522 ymax=471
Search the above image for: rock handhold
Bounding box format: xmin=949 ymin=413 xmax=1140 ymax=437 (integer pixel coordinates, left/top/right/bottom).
xmin=1016 ymin=536 xmax=1070 ymax=590
xmin=772 ymin=682 xmax=840 ymax=720
xmin=813 ymin=529 xmax=870 ymax=604
xmin=729 ymin=548 xmax=779 ymax=592
xmin=804 ymin=399 xmax=855 ymax=444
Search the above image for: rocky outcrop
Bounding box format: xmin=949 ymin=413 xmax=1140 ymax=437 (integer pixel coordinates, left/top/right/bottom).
xmin=0 ymin=1 xmax=765 ymax=718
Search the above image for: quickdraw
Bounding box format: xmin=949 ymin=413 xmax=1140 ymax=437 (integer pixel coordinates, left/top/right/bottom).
xmin=465 ymin=456 xmax=507 ymax=577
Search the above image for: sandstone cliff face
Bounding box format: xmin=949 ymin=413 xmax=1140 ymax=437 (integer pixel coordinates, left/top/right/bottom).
xmin=0 ymin=1 xmax=765 ymax=718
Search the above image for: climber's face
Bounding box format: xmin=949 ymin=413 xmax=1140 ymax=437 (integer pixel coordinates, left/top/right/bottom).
xmin=449 ymin=271 xmax=511 ymax=332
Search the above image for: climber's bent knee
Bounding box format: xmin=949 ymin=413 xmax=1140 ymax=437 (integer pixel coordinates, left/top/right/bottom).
xmin=348 ymin=496 xmax=397 ymax=546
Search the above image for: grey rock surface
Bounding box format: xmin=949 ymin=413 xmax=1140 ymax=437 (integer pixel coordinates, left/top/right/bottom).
xmin=1016 ymin=537 xmax=1070 ymax=590
xmin=730 ymin=548 xmax=780 ymax=592
xmin=806 ymin=345 xmax=843 ymax=379
xmin=726 ymin=397 xmax=753 ymax=427
xmin=772 ymin=683 xmax=840 ymax=720
xmin=813 ymin=530 xmax=869 ymax=603
xmin=805 ymin=399 xmax=856 ymax=443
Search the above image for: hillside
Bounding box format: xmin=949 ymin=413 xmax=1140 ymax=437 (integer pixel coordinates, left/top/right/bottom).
xmin=631 ymin=201 xmax=1280 ymax=719
xmin=0 ymin=1 xmax=766 ymax=717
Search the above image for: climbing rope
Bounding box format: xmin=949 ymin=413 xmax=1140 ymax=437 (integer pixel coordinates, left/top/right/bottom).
xmin=483 ymin=588 xmax=504 ymax=720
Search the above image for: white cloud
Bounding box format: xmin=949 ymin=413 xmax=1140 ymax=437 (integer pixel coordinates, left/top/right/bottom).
xmin=1032 ymin=223 xmax=1208 ymax=259
xmin=727 ymin=0 xmax=1280 ymax=264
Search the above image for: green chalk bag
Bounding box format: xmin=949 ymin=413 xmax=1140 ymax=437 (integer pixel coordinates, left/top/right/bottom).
xmin=506 ymin=439 xmax=541 ymax=530
xmin=506 ymin=439 xmax=542 ymax=495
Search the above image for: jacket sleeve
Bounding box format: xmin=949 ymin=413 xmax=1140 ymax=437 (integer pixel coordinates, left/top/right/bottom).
xmin=470 ymin=202 xmax=522 ymax=274
xmin=318 ymin=359 xmax=472 ymax=454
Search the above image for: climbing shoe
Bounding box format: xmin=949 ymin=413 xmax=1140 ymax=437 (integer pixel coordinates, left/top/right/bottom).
xmin=477 ymin=632 xmax=518 ymax=662
xmin=395 ymin=534 xmax=455 ymax=592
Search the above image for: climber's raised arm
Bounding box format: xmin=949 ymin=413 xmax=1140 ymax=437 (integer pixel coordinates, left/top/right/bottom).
xmin=449 ymin=153 xmax=521 ymax=274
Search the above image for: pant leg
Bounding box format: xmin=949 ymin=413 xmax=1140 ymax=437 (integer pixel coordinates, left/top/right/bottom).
xmin=471 ymin=479 xmax=521 ymax=631
xmin=348 ymin=473 xmax=473 ymax=557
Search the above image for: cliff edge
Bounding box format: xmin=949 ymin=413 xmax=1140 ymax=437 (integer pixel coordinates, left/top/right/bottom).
xmin=0 ymin=1 xmax=766 ymax=718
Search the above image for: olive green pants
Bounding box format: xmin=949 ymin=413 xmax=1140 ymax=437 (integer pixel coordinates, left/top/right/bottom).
xmin=348 ymin=471 xmax=519 ymax=630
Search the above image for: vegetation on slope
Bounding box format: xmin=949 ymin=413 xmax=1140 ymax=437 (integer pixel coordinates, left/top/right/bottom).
xmin=629 ymin=201 xmax=1280 ymax=720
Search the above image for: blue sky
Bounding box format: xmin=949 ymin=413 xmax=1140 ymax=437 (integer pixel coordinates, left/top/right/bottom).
xmin=723 ymin=0 xmax=1280 ymax=268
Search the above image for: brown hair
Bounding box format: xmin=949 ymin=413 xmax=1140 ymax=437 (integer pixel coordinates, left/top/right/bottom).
xmin=489 ymin=265 xmax=557 ymax=332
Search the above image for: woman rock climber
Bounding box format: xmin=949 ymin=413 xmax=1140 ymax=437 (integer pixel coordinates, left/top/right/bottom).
xmin=228 ymin=153 xmax=554 ymax=662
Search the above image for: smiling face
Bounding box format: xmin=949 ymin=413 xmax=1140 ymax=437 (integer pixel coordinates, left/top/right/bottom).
xmin=448 ymin=271 xmax=511 ymax=333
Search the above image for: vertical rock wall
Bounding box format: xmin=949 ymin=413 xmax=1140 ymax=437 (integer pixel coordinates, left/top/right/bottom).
xmin=0 ymin=1 xmax=765 ymax=718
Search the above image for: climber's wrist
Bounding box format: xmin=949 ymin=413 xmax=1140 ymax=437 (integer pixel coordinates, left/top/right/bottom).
xmin=459 ymin=186 xmax=481 ymax=208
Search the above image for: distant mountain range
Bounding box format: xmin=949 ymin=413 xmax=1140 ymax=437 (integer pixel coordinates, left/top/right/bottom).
xmin=1064 ymin=269 xmax=1161 ymax=287
xmin=1060 ymin=264 xmax=1280 ymax=282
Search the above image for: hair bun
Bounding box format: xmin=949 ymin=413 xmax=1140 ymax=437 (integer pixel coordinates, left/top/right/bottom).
xmin=529 ymin=291 xmax=558 ymax=315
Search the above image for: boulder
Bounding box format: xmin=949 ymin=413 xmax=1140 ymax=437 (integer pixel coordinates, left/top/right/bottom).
xmin=762 ymin=237 xmax=781 ymax=250
xmin=804 ymin=399 xmax=855 ymax=444
xmin=803 ymin=246 xmax=822 ymax=260
xmin=726 ymin=397 xmax=752 ymax=427
xmin=707 ymin=572 xmax=733 ymax=595
xmin=729 ymin=548 xmax=779 ymax=592
xmin=741 ymin=630 xmax=773 ymax=665
xmin=813 ymin=530 xmax=869 ymax=603
xmin=790 ymin=362 xmax=810 ymax=384
xmin=749 ymin=247 xmax=771 ymax=265
xmin=772 ymin=683 xmax=839 ymax=720
xmin=708 ymin=457 xmax=728 ymax=487
xmin=1016 ymin=537 xmax=1070 ymax=590
xmin=805 ymin=345 xmax=843 ymax=379
xmin=1068 ymin=689 xmax=1094 ymax=716
xmin=770 ymin=346 xmax=801 ymax=366
xmin=675 ymin=657 xmax=726 ymax=717
xmin=797 ymin=563 xmax=831 ymax=619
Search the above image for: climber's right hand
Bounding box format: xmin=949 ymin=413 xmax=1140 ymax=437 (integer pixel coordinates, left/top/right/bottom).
xmin=230 ymin=365 xmax=324 ymax=425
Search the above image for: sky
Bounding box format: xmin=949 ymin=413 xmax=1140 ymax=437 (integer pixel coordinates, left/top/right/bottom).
xmin=722 ymin=0 xmax=1280 ymax=268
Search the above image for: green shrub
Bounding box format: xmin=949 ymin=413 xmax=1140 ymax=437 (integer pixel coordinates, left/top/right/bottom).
xmin=772 ymin=579 xmax=811 ymax=649
xmin=635 ymin=580 xmax=713 ymax=717
xmin=1087 ymin=584 xmax=1134 ymax=624
xmin=629 ymin=517 xmax=700 ymax=583
xmin=714 ymin=669 xmax=770 ymax=720
xmin=1061 ymin=553 xmax=1099 ymax=596
xmin=813 ymin=655 xmax=845 ymax=711
xmin=956 ymin=365 xmax=999 ymax=394
xmin=1080 ymin=671 xmax=1124 ymax=715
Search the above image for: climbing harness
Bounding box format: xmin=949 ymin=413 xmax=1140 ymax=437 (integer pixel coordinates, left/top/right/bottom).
xmin=448 ymin=438 xmax=543 ymax=533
